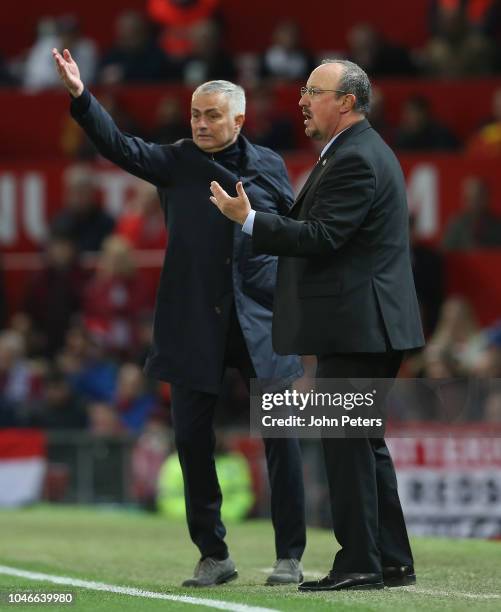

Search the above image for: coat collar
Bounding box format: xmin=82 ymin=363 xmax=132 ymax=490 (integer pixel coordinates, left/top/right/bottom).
xmin=291 ymin=118 xmax=372 ymax=210
xmin=237 ymin=134 xmax=262 ymax=171
xmin=320 ymin=118 xmax=371 ymax=160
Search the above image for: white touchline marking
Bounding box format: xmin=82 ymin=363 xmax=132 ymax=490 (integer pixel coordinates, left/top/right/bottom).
xmin=0 ymin=565 xmax=279 ymax=612
xmin=3 ymin=564 xmax=499 ymax=604
xmin=409 ymin=587 xmax=501 ymax=601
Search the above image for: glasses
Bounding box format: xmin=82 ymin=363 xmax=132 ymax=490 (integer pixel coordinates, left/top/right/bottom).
xmin=300 ymin=86 xmax=349 ymax=98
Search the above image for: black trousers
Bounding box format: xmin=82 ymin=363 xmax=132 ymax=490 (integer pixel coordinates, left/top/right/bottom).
xmin=170 ymin=307 xmax=306 ymax=561
xmin=317 ymin=351 xmax=413 ymax=574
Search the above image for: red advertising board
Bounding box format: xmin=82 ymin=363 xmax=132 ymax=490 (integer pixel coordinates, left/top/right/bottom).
xmin=2 ymin=154 xmax=501 ymax=251
xmin=1 ymin=155 xmax=501 ymax=323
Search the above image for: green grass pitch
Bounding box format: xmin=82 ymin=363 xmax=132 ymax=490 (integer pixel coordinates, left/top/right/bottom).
xmin=0 ymin=505 xmax=500 ymax=611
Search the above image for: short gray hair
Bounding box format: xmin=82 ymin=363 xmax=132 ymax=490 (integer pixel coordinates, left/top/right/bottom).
xmin=192 ymin=80 xmax=246 ymax=117
xmin=321 ymin=59 xmax=371 ymax=115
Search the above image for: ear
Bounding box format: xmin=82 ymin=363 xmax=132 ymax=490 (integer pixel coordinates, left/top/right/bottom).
xmin=341 ymin=93 xmax=357 ymax=114
xmin=234 ymin=113 xmax=245 ymax=133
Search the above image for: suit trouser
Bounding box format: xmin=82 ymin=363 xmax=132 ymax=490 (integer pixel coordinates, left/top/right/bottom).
xmin=170 ymin=308 xmax=306 ymax=561
xmin=316 ymin=351 xmax=413 ymax=574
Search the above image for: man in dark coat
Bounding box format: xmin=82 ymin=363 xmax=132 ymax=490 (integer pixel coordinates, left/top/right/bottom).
xmin=211 ymin=59 xmax=425 ymax=592
xmin=52 ymin=47 xmax=305 ymax=587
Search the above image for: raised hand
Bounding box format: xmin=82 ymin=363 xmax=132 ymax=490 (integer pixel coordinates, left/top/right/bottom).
xmin=209 ymin=181 xmax=252 ymax=225
xmin=52 ymin=48 xmax=84 ymax=98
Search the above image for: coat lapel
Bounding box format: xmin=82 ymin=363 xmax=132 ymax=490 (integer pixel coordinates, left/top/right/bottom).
xmin=288 ymin=119 xmax=372 ymax=217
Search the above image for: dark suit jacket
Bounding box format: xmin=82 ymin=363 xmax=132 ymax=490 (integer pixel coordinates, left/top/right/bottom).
xmin=252 ymin=119 xmax=425 ymax=355
xmin=70 ymin=89 xmax=302 ymax=393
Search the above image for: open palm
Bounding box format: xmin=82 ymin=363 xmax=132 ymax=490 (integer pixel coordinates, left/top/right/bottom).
xmin=52 ymin=48 xmax=84 ymax=97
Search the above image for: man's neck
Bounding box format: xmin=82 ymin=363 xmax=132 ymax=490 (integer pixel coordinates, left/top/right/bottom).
xmin=320 ymin=116 xmax=365 ymax=157
xmin=326 ymin=115 xmax=364 ymax=144
xmin=206 ymin=135 xmax=240 ymax=154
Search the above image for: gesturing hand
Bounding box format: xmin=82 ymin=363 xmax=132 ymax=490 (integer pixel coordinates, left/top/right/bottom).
xmin=209 ymin=181 xmax=252 ymax=225
xmin=52 ymin=48 xmax=84 ymax=98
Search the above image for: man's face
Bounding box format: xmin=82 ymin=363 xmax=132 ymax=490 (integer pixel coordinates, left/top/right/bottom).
xmin=191 ymin=92 xmax=244 ymax=152
xmin=299 ymin=63 xmax=348 ymax=143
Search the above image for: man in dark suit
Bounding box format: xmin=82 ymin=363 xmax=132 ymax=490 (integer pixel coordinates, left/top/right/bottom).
xmin=52 ymin=48 xmax=306 ymax=587
xmin=210 ymin=59 xmax=425 ymax=591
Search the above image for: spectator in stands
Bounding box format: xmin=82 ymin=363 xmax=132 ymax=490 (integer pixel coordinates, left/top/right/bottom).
xmin=56 ymin=16 xmax=97 ymax=85
xmin=99 ymin=11 xmax=174 ymax=84
xmin=51 ymin=164 xmax=115 ymax=253
xmin=480 ymin=328 xmax=501 ymax=418
xmin=114 ymin=363 xmax=161 ymax=433
xmin=429 ymin=0 xmax=501 ymax=41
xmin=346 ymin=23 xmax=418 ymax=77
xmin=394 ymin=95 xmax=459 ymax=151
xmin=422 ymin=342 xmax=461 ymax=378
xmin=23 ymin=16 xmax=97 ymax=91
xmin=243 ymin=85 xmax=296 ymax=152
xmin=402 ymin=295 xmax=476 ymax=382
xmin=0 ymin=53 xmax=16 ymax=86
xmin=148 ymin=0 xmax=221 ymax=59
xmin=114 ymin=181 xmax=167 ymax=251
xmin=21 ymin=233 xmax=86 ymax=357
xmin=131 ymin=417 xmax=170 ymax=509
xmin=442 ymin=176 xmax=501 ymax=249
xmin=180 ymin=20 xmax=236 ymax=85
xmin=87 ymin=401 xmax=123 ymax=435
xmin=259 ymin=20 xmax=315 ymax=82
xmin=6 ymin=313 xmax=37 ymax=359
xmin=421 ymin=4 xmax=497 ymax=76
xmin=0 ymin=256 xmax=6 ymax=330
xmin=367 ymin=87 xmax=394 ymax=145
xmin=148 ymin=96 xmax=190 ymax=144
xmin=113 ymin=183 xmax=166 ymax=336
xmin=29 ymin=368 xmax=88 ymax=430
xmin=471 ymin=343 xmax=501 ymax=378
xmin=57 ymin=324 xmax=118 ymax=403
xmin=427 ymin=296 xmax=486 ymax=375
xmin=0 ymin=330 xmax=43 ymax=425
xmin=21 ymin=17 xmax=58 ymax=90
xmin=410 ymin=215 xmax=445 ymax=336
xmin=82 ymin=236 xmax=154 ymax=357
xmin=484 ymin=391 xmax=501 ymax=420
xmin=466 ymin=87 xmax=501 ymax=156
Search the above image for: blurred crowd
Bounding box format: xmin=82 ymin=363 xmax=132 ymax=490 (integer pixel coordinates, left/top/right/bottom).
xmin=1 ymin=2 xmax=501 ymax=154
xmin=2 ymin=0 xmax=501 ymax=443
xmin=1 ymin=164 xmax=501 ymax=436
xmin=0 ymin=163 xmax=251 ymax=439
xmin=2 ymin=1 xmax=501 ymax=89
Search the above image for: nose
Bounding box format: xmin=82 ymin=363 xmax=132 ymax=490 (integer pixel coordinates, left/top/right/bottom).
xmin=193 ymin=116 xmax=208 ymax=130
xmin=299 ymin=93 xmax=309 ymax=108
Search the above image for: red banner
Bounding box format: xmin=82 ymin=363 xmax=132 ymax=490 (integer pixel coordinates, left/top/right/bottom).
xmin=0 ymin=429 xmax=47 ymax=460
xmin=2 ymin=155 xmax=501 ymax=252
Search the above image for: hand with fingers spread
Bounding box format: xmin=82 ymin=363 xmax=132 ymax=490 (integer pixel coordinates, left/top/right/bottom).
xmin=209 ymin=180 xmax=252 ymax=225
xmin=52 ymin=48 xmax=84 ymax=98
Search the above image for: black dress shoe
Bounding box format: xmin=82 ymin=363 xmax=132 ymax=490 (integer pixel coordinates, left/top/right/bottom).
xmin=383 ymin=565 xmax=416 ymax=587
xmin=299 ymin=572 xmax=384 ymax=592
